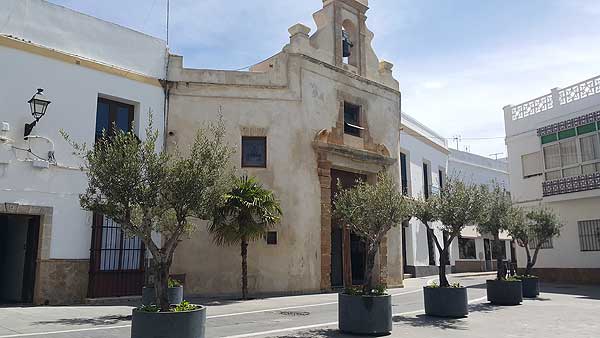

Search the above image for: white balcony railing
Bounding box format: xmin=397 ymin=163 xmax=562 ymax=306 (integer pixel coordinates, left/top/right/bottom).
xmin=510 ymin=74 xmax=600 ymax=121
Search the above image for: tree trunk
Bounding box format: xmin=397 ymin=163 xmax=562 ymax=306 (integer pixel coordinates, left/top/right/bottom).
xmin=438 ymin=248 xmax=450 ymax=287
xmin=493 ymin=234 xmax=505 ymax=280
xmin=362 ymin=242 xmax=378 ymax=295
xmin=524 ymin=245 xmax=533 ymax=276
xmin=153 ymin=258 xmax=170 ymax=312
xmin=241 ymin=237 xmax=249 ymax=300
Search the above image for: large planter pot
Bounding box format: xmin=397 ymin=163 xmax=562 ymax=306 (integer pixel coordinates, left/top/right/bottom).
xmin=338 ymin=293 xmax=392 ymax=336
xmin=423 ymin=286 xmax=468 ymax=318
xmin=131 ymin=306 xmax=206 ymax=338
xmin=519 ymin=277 xmax=540 ymax=298
xmin=142 ymin=286 xmax=184 ymax=306
xmin=486 ymin=280 xmax=522 ymax=305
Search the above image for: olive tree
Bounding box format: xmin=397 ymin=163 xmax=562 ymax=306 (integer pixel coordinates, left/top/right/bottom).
xmin=477 ymin=183 xmax=514 ymax=280
xmin=413 ymin=177 xmax=487 ymax=287
xmin=508 ymin=207 xmax=562 ymax=276
xmin=64 ymin=118 xmax=233 ymax=311
xmin=333 ymin=172 xmax=411 ymax=294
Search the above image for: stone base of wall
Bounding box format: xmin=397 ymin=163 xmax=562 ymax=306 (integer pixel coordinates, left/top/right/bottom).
xmin=35 ymin=259 xmax=89 ymax=305
xmin=405 ymin=265 xmax=452 ymax=278
xmin=519 ymin=268 xmax=600 ymax=284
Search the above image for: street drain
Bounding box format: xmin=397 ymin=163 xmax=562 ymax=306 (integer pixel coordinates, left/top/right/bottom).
xmin=278 ymin=311 xmax=310 ymax=316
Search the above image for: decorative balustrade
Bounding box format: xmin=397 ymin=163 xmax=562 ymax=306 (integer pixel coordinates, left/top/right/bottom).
xmin=542 ymin=172 xmax=600 ymax=197
xmin=511 ymin=94 xmax=553 ymax=121
xmin=558 ymin=76 xmax=600 ymax=105
xmin=510 ymin=75 xmax=600 ymax=121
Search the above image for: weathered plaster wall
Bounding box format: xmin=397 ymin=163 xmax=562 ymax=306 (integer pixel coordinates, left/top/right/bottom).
xmin=168 ymin=0 xmax=401 ymax=295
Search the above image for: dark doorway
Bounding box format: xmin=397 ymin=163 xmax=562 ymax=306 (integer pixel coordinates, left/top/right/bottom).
xmin=401 ymin=221 xmax=408 ymax=272
xmin=0 ymin=214 xmax=40 ymax=304
xmin=330 ymin=169 xmax=367 ymax=288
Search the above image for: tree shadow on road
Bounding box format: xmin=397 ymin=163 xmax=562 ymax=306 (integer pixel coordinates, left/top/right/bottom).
xmin=34 ymin=314 xmax=131 ymax=326
xmin=270 ymin=329 xmax=369 ymax=338
xmin=392 ymin=314 xmax=467 ymax=330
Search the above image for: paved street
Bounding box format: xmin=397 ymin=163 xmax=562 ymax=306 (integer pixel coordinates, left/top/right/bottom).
xmin=0 ymin=272 xmax=598 ymax=338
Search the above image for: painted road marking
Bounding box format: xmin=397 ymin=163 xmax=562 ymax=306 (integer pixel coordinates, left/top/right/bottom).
xmin=207 ymin=288 xmax=423 ymax=319
xmin=221 ymin=296 xmax=488 ymax=338
xmin=0 ymin=325 xmax=132 ymax=338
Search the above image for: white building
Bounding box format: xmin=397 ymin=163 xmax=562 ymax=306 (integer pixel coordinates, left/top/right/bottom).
xmin=399 ymin=112 xmax=450 ymax=277
xmin=400 ymin=114 xmax=513 ymax=277
xmin=447 ymin=149 xmax=513 ymax=273
xmin=0 ymin=0 xmax=166 ymax=304
xmin=504 ymin=75 xmax=600 ymax=283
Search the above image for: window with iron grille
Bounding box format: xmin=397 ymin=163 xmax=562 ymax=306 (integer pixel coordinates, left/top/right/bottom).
xmin=529 ymin=237 xmax=553 ymax=249
xmin=578 ymin=219 xmax=600 ymax=251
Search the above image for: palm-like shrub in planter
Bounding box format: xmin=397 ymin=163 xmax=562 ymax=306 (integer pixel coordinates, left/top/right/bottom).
xmin=479 ymin=183 xmax=523 ymax=306
xmin=209 ymin=175 xmax=282 ymax=300
xmin=507 ymin=208 xmax=562 ymax=298
xmin=413 ymin=177 xmax=487 ymax=318
xmin=64 ymin=118 xmax=233 ymax=338
xmin=333 ymin=172 xmax=411 ymax=335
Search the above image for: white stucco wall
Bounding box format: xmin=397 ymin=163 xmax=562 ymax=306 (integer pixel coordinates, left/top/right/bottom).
xmin=0 ymin=37 xmax=165 ymax=260
xmin=504 ymin=76 xmax=600 ymax=272
xmin=399 ymin=113 xmax=450 ymax=271
xmin=1 ymin=0 xmax=167 ymax=78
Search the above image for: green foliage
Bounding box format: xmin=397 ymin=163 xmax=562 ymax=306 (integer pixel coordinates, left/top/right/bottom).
xmin=333 ymin=172 xmax=411 ymax=294
xmin=525 ymin=208 xmax=563 ymax=246
xmin=435 ymin=177 xmax=488 ymax=238
xmin=427 ymin=281 xmax=439 ymax=288
xmin=168 ymin=278 xmax=182 ymax=288
xmin=344 ymin=286 xmax=363 ymax=296
xmin=425 ymin=281 xmax=462 ymax=288
xmin=171 ymin=301 xmax=198 ymax=312
xmin=210 ymin=175 xmax=282 ymax=246
xmin=344 ymin=285 xmax=387 ymax=296
xmin=137 ymin=304 xmax=160 ymax=313
xmin=64 ymin=116 xmax=234 ymax=311
xmin=333 ymin=172 xmax=410 ymax=247
xmin=477 ymin=182 xmax=513 ymax=237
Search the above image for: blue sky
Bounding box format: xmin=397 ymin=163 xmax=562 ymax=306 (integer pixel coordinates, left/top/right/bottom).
xmin=48 ymin=0 xmax=600 ymax=158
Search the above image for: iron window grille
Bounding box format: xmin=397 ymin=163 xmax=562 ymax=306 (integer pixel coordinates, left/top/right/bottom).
xmin=529 ymin=237 xmax=553 ymax=249
xmin=578 ymin=219 xmax=600 ymax=251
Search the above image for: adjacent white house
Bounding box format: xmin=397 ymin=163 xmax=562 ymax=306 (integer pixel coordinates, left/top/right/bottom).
xmin=447 ymin=149 xmax=513 ymax=273
xmin=504 ymin=75 xmax=600 ymax=283
xmin=399 ymin=112 xmax=450 ymax=277
xmin=0 ymin=0 xmax=167 ymax=304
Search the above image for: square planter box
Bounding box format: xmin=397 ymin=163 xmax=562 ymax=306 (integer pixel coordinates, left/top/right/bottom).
xmin=338 ymin=293 xmax=392 ymax=336
xmin=486 ymin=280 xmax=522 ymax=305
xmin=423 ymin=286 xmax=468 ymax=318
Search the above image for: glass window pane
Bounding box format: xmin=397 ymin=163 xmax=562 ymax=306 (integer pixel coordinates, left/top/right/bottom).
xmin=582 ymin=164 xmax=599 ymax=175
xmin=116 ymin=106 xmax=132 ymax=132
xmin=560 ymin=139 xmax=578 ymax=166
xmin=242 ymin=137 xmax=267 ymax=167
xmin=580 ymin=134 xmax=600 ymax=162
xmin=95 ymin=101 xmax=110 ymax=140
xmin=543 ymin=144 xmax=561 ymax=169
xmin=563 ymin=166 xmax=581 ymax=178
xmin=546 ymin=170 xmax=561 ymax=181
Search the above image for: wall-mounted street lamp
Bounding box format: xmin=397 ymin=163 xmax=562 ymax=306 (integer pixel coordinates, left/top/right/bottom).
xmin=24 ymin=88 xmax=51 ymax=138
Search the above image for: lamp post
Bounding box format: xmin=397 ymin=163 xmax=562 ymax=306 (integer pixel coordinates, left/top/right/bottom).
xmin=24 ymin=88 xmax=51 ymax=139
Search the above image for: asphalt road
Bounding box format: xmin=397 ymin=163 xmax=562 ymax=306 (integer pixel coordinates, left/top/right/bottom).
xmin=0 ymin=273 xmax=494 ymax=338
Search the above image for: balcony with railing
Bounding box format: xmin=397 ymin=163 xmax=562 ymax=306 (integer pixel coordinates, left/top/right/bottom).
xmin=507 ymin=74 xmax=600 ymax=122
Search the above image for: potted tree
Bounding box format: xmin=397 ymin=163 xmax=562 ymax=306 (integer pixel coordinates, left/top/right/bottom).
xmin=142 ymin=277 xmax=184 ymax=306
xmin=508 ymin=207 xmax=562 ymax=298
xmin=64 ymin=118 xmax=233 ymax=338
xmin=413 ymin=177 xmax=487 ymax=318
xmin=209 ymin=175 xmax=282 ymax=300
xmin=479 ymin=184 xmax=522 ymax=306
xmin=333 ymin=172 xmax=411 ymax=336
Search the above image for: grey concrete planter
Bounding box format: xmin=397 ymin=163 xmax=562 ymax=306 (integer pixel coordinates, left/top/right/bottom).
xmin=423 ymin=286 xmax=468 ymax=318
xmin=486 ymin=280 xmax=522 ymax=305
xmin=338 ymin=293 xmax=392 ymax=336
xmin=519 ymin=277 xmax=540 ymax=298
xmin=131 ymin=306 xmax=206 ymax=338
xmin=142 ymin=286 xmax=184 ymax=306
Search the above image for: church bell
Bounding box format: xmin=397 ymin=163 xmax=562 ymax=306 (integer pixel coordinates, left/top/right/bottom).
xmin=342 ymin=30 xmax=353 ymax=58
